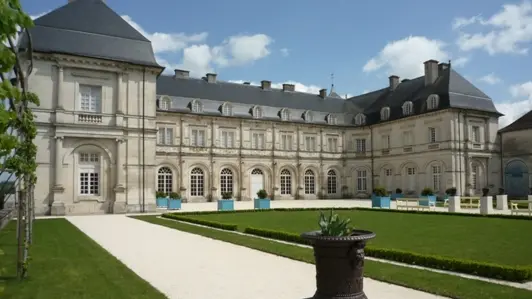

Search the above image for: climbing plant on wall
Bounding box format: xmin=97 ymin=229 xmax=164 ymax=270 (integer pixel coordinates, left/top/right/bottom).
xmin=0 ymin=0 xmax=40 ymax=279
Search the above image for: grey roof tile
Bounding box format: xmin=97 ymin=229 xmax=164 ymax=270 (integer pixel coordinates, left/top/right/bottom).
xmin=499 ymin=110 xmax=532 ymax=133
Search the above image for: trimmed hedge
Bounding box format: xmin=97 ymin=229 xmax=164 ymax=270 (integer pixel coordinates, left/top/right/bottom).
xmin=161 ymin=213 xmax=238 ymax=231
xmin=170 ymin=206 xmax=532 ymax=221
xmin=243 ymin=226 xmax=532 ymax=282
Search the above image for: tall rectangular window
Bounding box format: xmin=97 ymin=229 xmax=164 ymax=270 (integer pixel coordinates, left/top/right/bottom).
xmin=432 ymin=165 xmax=441 ymax=191
xmin=381 ymin=135 xmax=390 ymax=149
xmin=157 ymin=127 xmax=173 ymax=145
xmin=327 ymin=137 xmax=338 ymax=152
xmin=356 ymin=139 xmax=366 ymax=153
xmin=220 ymin=131 xmax=234 ymax=148
xmin=78 ymin=152 xmax=100 ymax=196
xmin=252 ymin=132 xmax=265 ymax=149
xmin=403 ymin=131 xmax=413 ymax=146
xmin=191 ymin=129 xmax=205 ymax=146
xmin=281 ymin=134 xmax=293 ymax=150
xmin=428 ymin=127 xmax=436 ymax=143
xmin=305 ymin=136 xmax=316 ymax=151
xmin=79 ymin=84 xmax=102 ymax=113
xmin=472 ymin=126 xmax=480 ymax=142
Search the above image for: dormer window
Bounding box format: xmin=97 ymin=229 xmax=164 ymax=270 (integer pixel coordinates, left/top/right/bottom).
xmin=280 ymin=108 xmax=290 ymax=121
xmin=354 ymin=113 xmax=366 ymax=125
xmin=427 ymin=94 xmax=439 ymax=110
xmin=303 ymin=110 xmax=313 ymax=122
xmin=326 ymin=114 xmax=337 ymax=125
xmin=402 ymin=101 xmax=413 ymax=116
xmin=221 ymin=102 xmax=233 ymax=116
xmin=190 ymin=99 xmax=203 ymax=113
xmin=380 ymin=107 xmax=390 ymax=121
xmin=252 ymin=105 xmax=263 ymax=118
xmin=159 ymin=97 xmax=170 ymax=110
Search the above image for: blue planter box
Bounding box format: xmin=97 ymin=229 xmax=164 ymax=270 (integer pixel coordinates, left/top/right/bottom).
xmin=217 ymin=199 xmax=234 ymax=211
xmin=419 ymin=195 xmax=437 ymax=207
xmin=156 ymin=197 xmax=168 ymax=208
xmin=168 ymin=199 xmax=182 ymax=210
xmin=391 ymin=193 xmax=404 ymax=200
xmin=254 ymin=198 xmax=270 ymax=209
xmin=371 ymin=196 xmax=391 ymax=208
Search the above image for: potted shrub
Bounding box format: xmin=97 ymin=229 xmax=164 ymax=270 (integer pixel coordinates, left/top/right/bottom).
xmin=218 ymin=192 xmax=235 ymax=211
xmin=254 ymin=189 xmax=270 ymax=209
xmin=480 ymin=187 xmax=493 ymax=215
xmin=168 ymin=192 xmax=182 ymax=210
xmin=419 ymin=187 xmax=436 ymax=207
xmin=301 ymin=210 xmax=375 ymax=299
xmin=371 ymin=186 xmax=390 ymax=208
xmin=392 ymin=188 xmax=403 ymax=200
xmin=445 ymin=187 xmax=460 ymax=212
xmin=155 ymin=191 xmax=168 ymax=208
xmin=482 ymin=187 xmax=490 ymax=197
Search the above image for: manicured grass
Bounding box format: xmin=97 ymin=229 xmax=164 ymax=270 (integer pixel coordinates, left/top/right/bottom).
xmin=183 ymin=209 xmax=532 ymax=267
xmin=0 ymin=219 xmax=166 ymax=299
xmin=134 ymin=215 xmax=532 ymax=299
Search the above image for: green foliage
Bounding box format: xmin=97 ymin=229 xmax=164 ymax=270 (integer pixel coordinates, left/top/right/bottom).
xmin=161 ymin=213 xmax=237 ymax=231
xmin=168 ymin=192 xmax=180 ymax=199
xmin=155 ymin=191 xmax=166 ymax=198
xmin=373 ymin=186 xmax=387 ymax=197
xmin=395 ymin=188 xmax=402 ymax=194
xmin=256 ymin=189 xmax=268 ymax=199
xmin=445 ymin=187 xmax=457 ymax=196
xmin=221 ymin=192 xmax=232 ymax=200
xmin=421 ymin=187 xmax=434 ymax=196
xmin=318 ymin=209 xmax=352 ymax=237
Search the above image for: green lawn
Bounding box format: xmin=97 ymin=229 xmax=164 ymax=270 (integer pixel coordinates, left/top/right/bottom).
xmin=0 ymin=219 xmax=166 ymax=299
xmin=184 ymin=209 xmax=532 ymax=266
xmin=134 ymin=215 xmax=532 ymax=299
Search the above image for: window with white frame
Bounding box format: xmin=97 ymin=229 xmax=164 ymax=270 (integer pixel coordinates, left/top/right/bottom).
xmin=428 ymin=127 xmax=436 ymax=143
xmin=252 ymin=132 xmax=265 ymax=149
xmin=356 ymin=170 xmax=367 ymax=191
xmin=157 ymin=167 xmax=173 ymax=194
xmin=191 ymin=129 xmax=206 ymax=146
xmin=305 ymin=136 xmax=316 ymax=151
xmin=427 ymin=94 xmax=439 ymax=110
xmin=281 ymin=134 xmax=293 ymax=150
xmin=78 ymin=152 xmax=100 ymax=196
xmin=380 ymin=107 xmax=390 ymax=121
xmin=356 ymin=138 xmax=366 ymax=153
xmin=384 ymin=168 xmax=393 ymax=191
xmin=327 ymin=137 xmax=338 ymax=152
xmin=280 ymin=169 xmax=292 ymax=195
xmin=381 ymin=135 xmax=390 ymax=149
xmin=159 ymin=97 xmax=170 ymax=110
xmin=431 ymin=165 xmax=441 ymax=191
xmin=220 ymin=131 xmax=235 ymax=148
xmin=327 ymin=170 xmax=337 ymax=194
xmin=252 ymin=106 xmax=263 ymax=118
xmin=190 ymin=167 xmax=204 ymax=196
xmin=304 ymin=110 xmax=313 ymax=122
xmin=221 ymin=103 xmax=233 ymax=116
xmin=327 ymin=114 xmax=337 ymax=125
xmin=402 ymin=101 xmax=413 ymax=116
xmin=407 ymin=167 xmax=416 ymax=191
xmin=403 ymin=131 xmax=413 ymax=146
xmin=157 ymin=127 xmax=173 ymax=145
xmin=472 ymin=126 xmax=480 ymax=143
xmin=79 ymin=84 xmax=101 ymax=113
xmin=220 ymin=168 xmax=233 ymax=194
xmin=354 ymin=113 xmax=366 ymax=125
xmin=304 ymin=169 xmax=315 ymax=195
xmin=280 ymin=109 xmax=290 ymax=121
xmin=191 ymin=100 xmax=203 ymax=113
xmin=471 ymin=164 xmax=478 ymax=190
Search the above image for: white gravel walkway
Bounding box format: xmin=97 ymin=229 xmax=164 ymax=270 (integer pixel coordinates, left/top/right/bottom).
xmin=67 ymin=215 xmax=446 ymax=299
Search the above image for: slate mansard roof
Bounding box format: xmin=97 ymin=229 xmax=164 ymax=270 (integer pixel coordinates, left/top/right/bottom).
xmin=20 ymin=0 xmax=161 ymax=68
xmin=499 ymin=110 xmax=532 ymax=133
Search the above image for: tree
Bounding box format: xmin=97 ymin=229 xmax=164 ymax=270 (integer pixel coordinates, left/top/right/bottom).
xmin=0 ymin=0 xmax=39 ymax=279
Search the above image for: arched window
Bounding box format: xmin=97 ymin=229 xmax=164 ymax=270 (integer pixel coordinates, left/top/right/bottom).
xmin=354 ymin=113 xmax=366 ymax=125
xmin=157 ymin=167 xmax=173 ymax=195
xmin=402 ymin=101 xmax=413 ymax=116
xmin=280 ymin=109 xmax=290 ymax=121
xmin=280 ymin=169 xmax=292 ymax=195
xmin=222 ymin=102 xmax=233 ymax=116
xmin=431 ymin=164 xmax=441 ymax=192
xmin=327 ymin=170 xmax=337 ymax=194
xmin=190 ymin=167 xmax=204 ymax=196
xmin=251 ymin=168 xmax=263 ymax=175
xmin=326 ymin=114 xmax=337 ymax=125
xmin=252 ymin=106 xmax=263 ymax=118
xmin=191 ymin=99 xmax=203 ymax=113
xmin=220 ymin=168 xmax=233 ymax=194
xmin=380 ymin=107 xmax=390 ymax=121
xmin=303 ymin=110 xmax=313 ymax=122
xmin=78 ymin=152 xmax=101 ymax=196
xmin=427 ymin=94 xmax=439 ymax=110
xmin=304 ymin=170 xmax=315 ymax=195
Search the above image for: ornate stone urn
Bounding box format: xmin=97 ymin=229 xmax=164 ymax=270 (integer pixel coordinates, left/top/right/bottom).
xmin=302 ymin=229 xmax=376 ymax=299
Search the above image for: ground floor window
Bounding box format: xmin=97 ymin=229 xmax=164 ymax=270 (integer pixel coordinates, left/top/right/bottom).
xmin=79 ymin=171 xmax=99 ymax=195
xmin=157 ymin=167 xmax=173 ymax=194
xmin=356 ymin=170 xmax=367 ymax=191
xmin=327 ymin=170 xmax=337 ymax=194
xmin=220 ymin=168 xmax=233 ymax=194
xmin=280 ymin=169 xmax=292 ymax=195
xmin=304 ymin=170 xmax=315 ymax=194
xmin=190 ymin=167 xmax=204 ymax=196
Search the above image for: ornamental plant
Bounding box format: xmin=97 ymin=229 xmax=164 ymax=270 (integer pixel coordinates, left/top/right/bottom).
xmin=221 ymin=192 xmax=232 ymax=200
xmin=256 ymin=189 xmax=268 ymax=199
xmin=318 ymin=209 xmax=353 ymax=237
xmin=421 ymin=187 xmax=434 ymax=196
xmin=169 ymin=192 xmax=180 ymax=199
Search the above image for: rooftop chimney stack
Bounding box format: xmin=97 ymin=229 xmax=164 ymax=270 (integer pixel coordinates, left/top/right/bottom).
xmin=206 ymin=73 xmax=217 ymax=83
xmin=423 ymin=59 xmax=439 ymax=86
xmin=388 ymin=75 xmax=399 ymax=91
xmin=438 ymin=62 xmax=449 ymax=76
xmin=282 ymin=83 xmax=295 ymax=92
xmin=261 ymin=80 xmax=271 ymax=90
xmin=319 ymin=88 xmax=327 ymax=98
xmin=174 ymin=69 xmax=189 ymax=79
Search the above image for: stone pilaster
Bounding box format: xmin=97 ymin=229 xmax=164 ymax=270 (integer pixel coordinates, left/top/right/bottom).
xmin=51 ymin=136 xmax=65 ymax=216
xmin=57 ymin=66 xmax=64 ymax=110
xmin=113 ymin=138 xmax=127 ymax=213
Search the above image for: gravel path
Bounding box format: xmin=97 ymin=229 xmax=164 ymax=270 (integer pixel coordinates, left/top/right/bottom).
xmin=67 ymin=215 xmax=446 ymax=299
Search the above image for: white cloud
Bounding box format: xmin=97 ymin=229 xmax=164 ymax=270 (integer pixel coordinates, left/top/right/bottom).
xmin=509 ymin=80 xmax=532 ymax=98
xmin=478 ymin=73 xmax=502 ymax=84
xmin=454 ymin=1 xmax=532 ymax=55
xmin=280 ymin=48 xmax=290 ymax=57
xmin=211 ymin=34 xmax=273 ymax=67
xmin=496 ymin=81 xmax=532 ymax=128
xmin=452 ymin=56 xmax=470 ymax=67
xmin=362 ymin=36 xmax=452 ymax=79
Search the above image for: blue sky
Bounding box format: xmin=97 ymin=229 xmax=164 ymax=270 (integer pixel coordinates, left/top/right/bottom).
xmin=21 ymin=0 xmax=532 ymax=127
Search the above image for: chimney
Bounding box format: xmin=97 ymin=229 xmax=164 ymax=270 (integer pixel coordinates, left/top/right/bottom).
xmin=206 ymin=73 xmax=217 ymax=83
xmin=174 ymin=69 xmax=189 ymax=79
xmin=423 ymin=59 xmax=439 ymax=86
xmin=438 ymin=62 xmax=449 ymax=76
xmin=319 ymin=89 xmax=327 ymax=98
xmin=243 ymin=82 xmax=251 ymax=85
xmin=261 ymin=80 xmax=271 ymax=90
xmin=282 ymin=83 xmax=295 ymax=92
xmin=388 ymin=75 xmax=399 ymax=91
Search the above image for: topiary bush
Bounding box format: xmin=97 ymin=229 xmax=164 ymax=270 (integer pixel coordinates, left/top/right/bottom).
xmin=257 ymin=189 xmax=268 ymax=199
xmin=169 ymin=192 xmax=180 ymax=199
xmin=156 ymin=191 xmax=167 ymax=198
xmin=445 ymin=187 xmax=457 ymax=196
xmin=221 ymin=192 xmax=233 ymax=200
xmin=395 ymin=188 xmax=402 ymax=194
xmin=373 ymin=186 xmax=387 ymax=197
xmin=421 ymin=187 xmax=434 ymax=196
